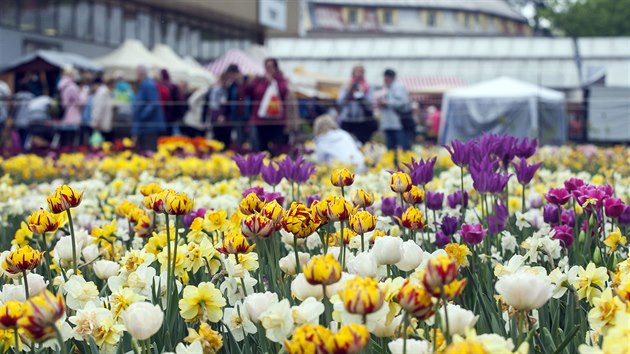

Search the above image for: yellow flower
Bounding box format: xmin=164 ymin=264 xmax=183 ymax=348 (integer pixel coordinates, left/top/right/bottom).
xmin=109 ymin=288 xmax=145 ymax=318
xmin=239 ymin=192 xmax=264 ymax=215
xmin=133 ymin=213 xmax=153 ymax=238
xmin=0 ymin=301 xmax=24 ymax=329
xmin=349 ymin=211 xmax=377 ymax=234
xmin=587 ymin=287 xmax=625 ymax=333
xmin=339 ymin=276 xmax=384 ymax=315
xmin=615 ymin=273 xmax=630 ymax=302
xmin=261 ymin=200 xmax=285 ymax=229
xmin=18 ymin=290 xmax=65 ymax=342
xmin=574 ymin=263 xmax=609 ymax=303
xmin=285 ymin=323 xmax=334 ymax=354
xmin=403 ymin=185 xmax=425 ymax=205
xmin=330 ymin=168 xmax=355 ymax=187
xmin=422 ymin=255 xmax=459 ymax=295
xmin=303 ymin=254 xmax=342 ymax=286
xmin=226 ymin=253 xmax=259 ymax=272
xmin=369 ymin=230 xmax=387 ymax=244
xmin=217 ymin=231 xmax=255 ymax=254
xmin=114 ymin=200 xmax=136 ymax=218
xmin=46 ymin=184 xmax=82 ymax=214
xmin=204 ymin=209 xmax=229 ymax=232
xmin=329 ymin=324 xmax=369 ymax=353
xmin=600 ymin=312 xmax=630 ymax=354
xmin=390 ymin=172 xmax=413 ymax=193
xmin=326 ymin=196 xmax=354 ymax=222
xmin=184 ymin=322 xmax=224 ymax=354
xmin=92 ymin=311 xmax=125 ymax=347
xmin=179 ymin=282 xmax=226 ymax=322
xmin=444 ymin=338 xmax=488 ymax=354
xmin=352 ymin=189 xmax=374 ymax=208
xmin=26 ymin=209 xmax=60 ymax=234
xmin=396 ymin=279 xmax=434 ymax=320
xmin=139 ymin=182 xmax=162 ymax=197
xmin=12 ymin=222 xmax=33 ymax=247
xmin=444 ymin=243 xmax=472 ymax=268
xmin=164 ymin=191 xmax=194 ymax=215
xmin=91 ymin=220 xmax=118 ymax=245
xmin=604 ymin=227 xmax=627 ymax=252
xmin=282 ymin=202 xmax=321 ymax=238
xmin=2 ymin=245 xmax=43 ymax=275
xmin=396 ymin=206 xmax=426 ymax=230
xmin=143 ymin=189 xmax=171 ymax=213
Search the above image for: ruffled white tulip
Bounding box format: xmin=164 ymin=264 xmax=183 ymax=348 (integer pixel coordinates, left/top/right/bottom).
xmin=291 ymin=274 xmax=324 ymax=301
xmin=279 ymin=252 xmax=311 ymax=276
xmin=93 ymin=260 xmax=121 ymax=280
xmin=347 ymin=252 xmax=378 ymax=277
xmin=372 ymin=236 xmax=403 ymax=265
xmin=244 ymin=292 xmax=279 ymax=323
xmin=439 ymin=303 xmax=479 ymax=336
xmin=388 ymin=338 xmax=432 ymax=354
xmin=495 ymin=272 xmax=553 ymax=311
xmin=122 ymin=302 xmax=164 ymax=340
xmin=395 ymin=240 xmax=423 ymax=271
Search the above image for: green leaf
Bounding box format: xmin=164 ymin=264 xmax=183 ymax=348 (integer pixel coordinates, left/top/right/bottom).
xmin=553 ymin=325 xmax=580 ymax=354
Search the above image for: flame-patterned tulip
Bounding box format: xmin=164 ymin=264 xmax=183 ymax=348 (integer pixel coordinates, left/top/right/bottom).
xmin=403 ymin=185 xmax=425 ymax=205
xmin=303 ymin=254 xmax=342 ymax=286
xmin=27 ymin=209 xmax=60 ymax=234
xmin=2 ymin=245 xmax=43 ymax=275
xmin=139 ymin=182 xmax=163 ymax=197
xmin=239 ymin=192 xmax=265 ymax=215
xmin=352 ymin=189 xmax=374 ymax=208
xmin=261 ymin=200 xmax=285 ymax=230
xmin=164 ymin=191 xmax=194 ymax=215
xmin=339 ymin=276 xmax=384 ymax=315
xmin=422 ymin=255 xmax=459 ymax=294
xmin=282 ymin=202 xmax=321 ymax=238
xmin=0 ymin=301 xmax=24 ymax=329
xmin=396 ymin=206 xmax=426 ymax=230
xmin=216 ymin=231 xmax=256 ymax=254
xmin=18 ymin=290 xmax=65 ymax=341
xmin=396 ymin=279 xmax=435 ymax=320
xmin=240 ymin=213 xmax=274 ymax=239
xmin=390 ymin=172 xmax=413 ymax=193
xmin=325 ymin=196 xmax=354 ymax=222
xmin=331 ymin=168 xmax=355 ymax=187
xmin=46 ymin=184 xmax=82 ymax=214
xmin=330 ymin=324 xmax=370 ymax=353
xmin=349 ymin=211 xmax=377 ymax=234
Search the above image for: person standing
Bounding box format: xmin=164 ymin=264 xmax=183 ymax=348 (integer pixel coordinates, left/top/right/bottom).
xmin=246 ymin=58 xmax=289 ymax=154
xmin=223 ymin=64 xmax=248 ymax=147
xmin=157 ymin=69 xmax=180 ymax=135
xmin=57 ymin=66 xmax=83 ymax=146
xmin=132 ymin=65 xmax=166 ymax=151
xmin=206 ymin=73 xmax=230 ymax=148
xmin=336 ymin=65 xmax=376 ymax=144
xmin=377 ymin=69 xmax=411 ymax=151
xmin=12 ymin=80 xmax=35 ymax=149
xmin=112 ymin=71 xmax=134 ymax=139
xmin=91 ymin=77 xmax=115 ymax=142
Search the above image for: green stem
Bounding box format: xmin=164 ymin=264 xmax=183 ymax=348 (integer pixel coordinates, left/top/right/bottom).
xmin=522 ymin=184 xmax=526 ymax=215
xmin=360 ymin=232 xmax=365 ymax=253
xmin=293 ymin=234 xmax=301 ymax=275
xmin=65 ymin=209 xmax=77 ymax=274
xmin=235 ymin=254 xmax=248 ymax=297
xmin=172 ymin=216 xmax=180 ymax=292
xmin=460 ymin=166 xmax=465 ymax=218
xmin=441 ymin=289 xmax=451 ymax=344
xmin=13 ymin=328 xmax=19 ymax=353
xmin=403 ymin=311 xmax=409 ymax=354
xmin=22 ymin=271 xmax=30 ymax=299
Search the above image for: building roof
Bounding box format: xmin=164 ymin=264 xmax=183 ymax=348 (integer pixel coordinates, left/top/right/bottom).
xmin=311 ymin=0 xmax=526 ymax=21
xmin=2 ymin=50 xmax=102 ymax=73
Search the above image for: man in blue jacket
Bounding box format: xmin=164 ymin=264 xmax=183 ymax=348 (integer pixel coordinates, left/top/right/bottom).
xmin=133 ymin=65 xmax=166 ymax=151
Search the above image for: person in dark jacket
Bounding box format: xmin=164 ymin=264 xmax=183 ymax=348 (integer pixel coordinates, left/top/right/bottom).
xmin=157 ymin=69 xmax=180 ymax=135
xmin=132 ymin=65 xmax=166 ymax=151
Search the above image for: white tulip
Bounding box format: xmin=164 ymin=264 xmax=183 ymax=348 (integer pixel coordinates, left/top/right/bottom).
xmin=93 ymin=260 xmax=121 ymax=280
xmin=278 ymin=252 xmax=311 ymax=276
xmin=395 ymin=240 xmax=423 ymax=271
xmin=325 ymin=272 xmax=354 ymax=298
xmin=244 ymin=292 xmax=279 ymax=323
xmin=495 ymin=272 xmax=554 ymax=311
xmin=438 ymin=303 xmax=479 ymax=336
xmin=372 ymin=236 xmax=403 ymax=265
xmin=26 ymin=273 xmax=48 ymax=296
xmin=291 ymin=274 xmax=323 ymax=301
xmin=81 ymin=244 xmax=101 ymax=264
xmin=55 ymin=236 xmax=82 ymax=262
xmin=347 ymin=252 xmax=378 ymax=277
xmin=280 ymin=229 xmax=305 ymax=247
xmin=0 ymin=283 xmax=25 ymax=302
xmin=305 ymin=233 xmax=322 ymax=250
xmin=372 ymin=314 xmax=402 ymax=337
xmin=121 ymin=302 xmax=164 ymax=340
xmin=388 ymin=338 xmax=432 ymax=354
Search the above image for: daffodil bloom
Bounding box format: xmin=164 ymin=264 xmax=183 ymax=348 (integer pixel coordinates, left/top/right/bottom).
xmin=179 ymin=282 xmax=226 ymax=322
xmin=46 ymin=184 xmax=83 ymax=214
xmin=396 ymin=206 xmax=426 ymax=230
xmin=603 ymin=227 xmax=627 ymax=252
xmin=0 ymin=301 xmax=24 ymax=329
xmin=587 ymin=287 xmax=624 ymax=332
xmin=390 ymin=171 xmax=413 ymax=193
xmin=204 ymin=209 xmax=229 ymax=232
xmin=216 ymin=231 xmax=255 ymax=255
xmin=27 ymin=209 xmax=60 ymax=234
xmin=352 ymin=189 xmax=374 ymax=208
xmin=184 ymin=322 xmax=224 ymax=353
xmin=282 ymin=202 xmax=321 ymax=238
xmin=339 ymin=276 xmax=385 ymax=315
xmin=422 ymin=255 xmax=459 ymax=294
xmin=239 ymin=192 xmax=264 ymax=215
xmin=573 ymin=263 xmax=609 ymax=303
xmin=109 ymin=287 xmax=145 ymax=318
xmin=600 ymin=312 xmax=630 ymax=354
xmin=2 ymin=245 xmax=43 ymax=275
xmin=18 ymin=290 xmax=65 ymax=341
xmin=12 ymin=222 xmax=33 ymax=247
xmin=303 ymin=254 xmax=342 ymax=286
xmin=330 ymin=168 xmax=355 ymax=187
xmin=443 ymin=337 xmax=488 ymax=354
xmin=396 ymin=279 xmax=434 ymax=320
xmin=444 ymin=243 xmax=472 ymax=268
xmin=349 ymin=211 xmax=377 ymax=234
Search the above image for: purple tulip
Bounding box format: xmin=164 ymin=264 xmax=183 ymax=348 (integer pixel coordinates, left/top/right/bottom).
xmin=600 ymin=184 xmax=614 ymax=198
xmin=261 ymin=161 xmax=284 ymax=186
xmin=512 ymin=159 xmax=542 ymax=185
xmin=404 ymin=157 xmax=437 ymax=186
xmin=618 ymin=205 xmax=630 ymax=225
xmin=561 ymin=209 xmax=576 ymax=227
xmin=447 ymin=190 xmax=468 ymax=209
xmin=232 ymin=152 xmax=265 ymax=178
xmin=563 ymin=178 xmax=585 ymax=193
xmin=263 ymin=192 xmax=285 ymax=205
xmin=552 ymin=224 xmax=574 ymax=248
xmin=435 ymin=230 xmax=450 ymax=248
xmin=381 ymin=196 xmax=398 ymax=217
xmin=604 ymin=197 xmax=625 ymax=218
xmin=183 ymin=208 xmax=208 ymax=228
xmin=242 ymin=186 xmax=265 ymax=199
xmin=440 ymin=215 xmax=459 ymax=236
xmin=543 ymin=203 xmax=560 ymax=225
xmin=496 ymin=135 xmax=518 ymax=167
xmin=576 ymin=185 xmax=607 ymax=212
xmin=515 ymin=137 xmax=538 ymax=159
xmin=443 ymin=139 xmax=472 ymax=167
xmin=278 ymin=155 xmax=315 ymax=183
xmin=306 ymin=195 xmax=321 ymax=208
xmin=460 ymin=223 xmax=487 ymax=245
xmin=529 ymin=193 xmax=543 ymax=209
xmin=545 ymin=188 xmax=571 ymax=206
xmin=486 ymin=201 xmax=508 ymax=234
xmin=425 ymin=191 xmax=444 ymax=211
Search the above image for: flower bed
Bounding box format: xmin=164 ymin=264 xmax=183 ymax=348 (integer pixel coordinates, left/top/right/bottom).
xmin=0 ymin=134 xmax=628 ymax=354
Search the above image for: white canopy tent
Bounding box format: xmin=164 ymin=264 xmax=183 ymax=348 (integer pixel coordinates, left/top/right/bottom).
xmin=182 ymin=56 xmax=216 ymax=88
xmin=152 ymin=45 xmax=215 ymax=88
xmin=95 ymin=39 xmax=165 ymax=80
xmin=439 ymin=77 xmax=568 ymax=145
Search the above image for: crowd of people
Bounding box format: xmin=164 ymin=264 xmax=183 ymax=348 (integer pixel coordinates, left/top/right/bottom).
xmin=0 ymin=59 xmax=442 ymax=168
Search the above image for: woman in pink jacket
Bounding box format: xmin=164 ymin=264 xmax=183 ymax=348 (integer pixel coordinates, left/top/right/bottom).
xmin=57 ymin=66 xmax=82 ymax=126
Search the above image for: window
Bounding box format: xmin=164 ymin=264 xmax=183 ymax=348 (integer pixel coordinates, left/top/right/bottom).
xmin=19 ymin=0 xmax=38 ymax=31
xmin=93 ymin=3 xmax=107 ymax=43
xmin=40 ymin=0 xmax=57 ymax=36
xmin=75 ymin=1 xmax=92 ymax=40
xmin=464 ymin=13 xmax=471 ymax=28
xmin=108 ymin=5 xmax=122 ymax=45
xmin=427 ymin=11 xmax=437 ymax=27
xmin=178 ymin=24 xmax=189 ymax=55
xmin=58 ymin=0 xmax=74 ymax=36
xmin=189 ymin=28 xmax=200 ymax=57
xmin=347 ymin=8 xmax=358 ymax=24
xmin=123 ymin=8 xmax=138 ymax=39
xmin=383 ymin=9 xmax=393 ymax=25
xmin=137 ymin=13 xmax=151 ymax=47
xmin=165 ymin=19 xmax=178 ymax=48
xmin=0 ymin=0 xmax=18 ymax=27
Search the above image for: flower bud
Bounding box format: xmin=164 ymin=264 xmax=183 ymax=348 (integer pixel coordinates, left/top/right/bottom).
xmin=402 ymin=186 xmax=425 ymax=205
xmin=422 ymin=255 xmax=459 ymax=293
xmin=241 ymin=213 xmax=274 ymax=239
xmin=303 ymin=254 xmax=342 ymax=286
xmin=261 ymin=200 xmax=285 ymax=230
xmin=339 ymin=276 xmax=384 ymax=315
xmin=372 ymin=236 xmax=403 ymax=266
xmin=352 ymin=189 xmax=374 ymax=208
xmin=330 ymin=168 xmax=355 ymax=187
xmin=239 ymin=192 xmax=265 ymax=215
xmin=139 ymin=182 xmax=162 ymax=197
xmin=164 ymin=192 xmax=194 ymax=215
xmin=2 ymin=245 xmax=43 ymax=275
xmin=346 ymin=252 xmax=377 ymax=278
xmin=390 ymin=172 xmax=412 ymax=193
xmin=122 ymin=302 xmax=164 ymax=340
xmin=282 ymin=202 xmax=321 ymax=238
xmin=216 ymin=231 xmax=255 ymax=254
xmin=326 ymin=196 xmax=353 ymax=222
xmin=397 ymin=206 xmax=426 ymax=230
xmin=0 ymin=301 xmax=24 ymax=329
xmin=27 ymin=209 xmax=60 ymax=234
xmin=47 ymin=185 xmax=82 ymax=214
xmin=395 ymin=240 xmax=423 ymax=272
xmin=348 ymin=211 xmax=377 ymax=234
xmin=329 ymin=324 xmax=370 ymax=353
xmin=396 ymin=279 xmax=434 ymax=320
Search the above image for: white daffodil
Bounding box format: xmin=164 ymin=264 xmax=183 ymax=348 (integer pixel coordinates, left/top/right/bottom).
xmin=291 ymin=297 xmax=324 ymax=325
xmin=63 ymin=275 xmax=100 ymax=311
xmin=223 ymin=302 xmax=257 ymax=342
xmin=259 ymin=299 xmax=294 ymax=343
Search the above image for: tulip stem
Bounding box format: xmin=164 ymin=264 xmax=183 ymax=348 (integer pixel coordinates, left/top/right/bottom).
xmin=293 ymin=234 xmax=301 ymax=275
xmin=53 ymin=325 xmax=68 ymax=354
xmin=521 ymin=184 xmax=526 ymax=215
xmin=13 ymin=328 xmax=19 ymax=353
xmin=402 ymin=311 xmax=409 ymax=354
xmin=441 ymin=289 xmax=451 ymax=344
xmin=460 ymin=166 xmax=465 ymax=218
xmin=171 ymin=216 xmax=180 ymax=295
xmin=360 ymin=232 xmax=365 ymax=253
xmin=65 ymin=209 xmax=77 ymax=274
xmin=22 ymin=271 xmax=30 ymax=299
xmin=235 ymin=254 xmax=248 ymax=297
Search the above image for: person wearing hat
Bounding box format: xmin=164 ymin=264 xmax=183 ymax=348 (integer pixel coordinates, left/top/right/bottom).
xmin=376 ymin=68 xmax=412 ymax=151
xmin=313 ymin=114 xmax=366 ymax=172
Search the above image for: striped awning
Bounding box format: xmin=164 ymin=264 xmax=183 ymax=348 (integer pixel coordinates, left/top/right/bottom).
xmin=206 ymin=49 xmax=265 ymax=77
xmin=400 ymin=76 xmax=466 ymax=94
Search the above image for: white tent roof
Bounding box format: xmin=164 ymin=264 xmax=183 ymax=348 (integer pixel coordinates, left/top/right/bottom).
xmin=444 ymin=76 xmax=565 ymax=101
xmin=95 ymin=39 xmax=165 ymax=79
xmin=182 ymin=56 xmax=216 ymax=88
xmin=152 ymin=45 xmax=215 ymax=87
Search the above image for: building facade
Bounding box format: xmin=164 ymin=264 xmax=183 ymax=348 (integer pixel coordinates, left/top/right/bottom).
xmin=305 ymin=0 xmax=531 ymax=37
xmin=0 ymin=0 xmax=266 ymax=66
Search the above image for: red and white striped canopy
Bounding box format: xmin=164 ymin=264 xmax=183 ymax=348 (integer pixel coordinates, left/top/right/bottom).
xmin=400 ymin=76 xmax=466 ymax=94
xmin=206 ymin=49 xmax=265 ymax=77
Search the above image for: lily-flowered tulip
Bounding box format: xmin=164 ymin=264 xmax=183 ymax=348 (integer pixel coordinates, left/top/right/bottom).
xmin=390 ymin=172 xmax=412 ymax=193
xmin=396 ymin=279 xmax=434 ymax=319
xmin=240 ymin=213 xmax=274 ymax=239
xmin=303 ymin=254 xmax=342 ymax=286
xmin=425 ymin=191 xmax=444 ymax=211
xmin=232 ymin=152 xmax=265 ymax=178
xmin=261 ymin=161 xmax=284 ymax=186
xmin=46 ymin=184 xmax=82 ymax=214
xmin=27 ymin=209 xmax=60 ymax=234
xmin=339 ymin=276 xmax=384 ymax=315
xmin=331 ymin=168 xmax=355 ymax=187
xmin=18 ymin=290 xmax=65 ymax=341
xmin=2 ymin=245 xmax=43 ymax=275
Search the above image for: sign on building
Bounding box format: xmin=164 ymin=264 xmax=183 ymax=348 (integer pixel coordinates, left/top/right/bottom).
xmin=259 ymin=0 xmax=287 ymax=30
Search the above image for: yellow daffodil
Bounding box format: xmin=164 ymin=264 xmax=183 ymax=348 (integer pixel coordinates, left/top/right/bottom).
xmin=445 ymin=243 xmax=472 ymax=268
xmin=604 ymin=227 xmax=627 ymax=253
xmin=574 ymin=263 xmax=609 ymax=303
xmin=184 ymin=322 xmax=223 ymax=353
xmin=179 ymin=282 xmax=226 ymax=322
